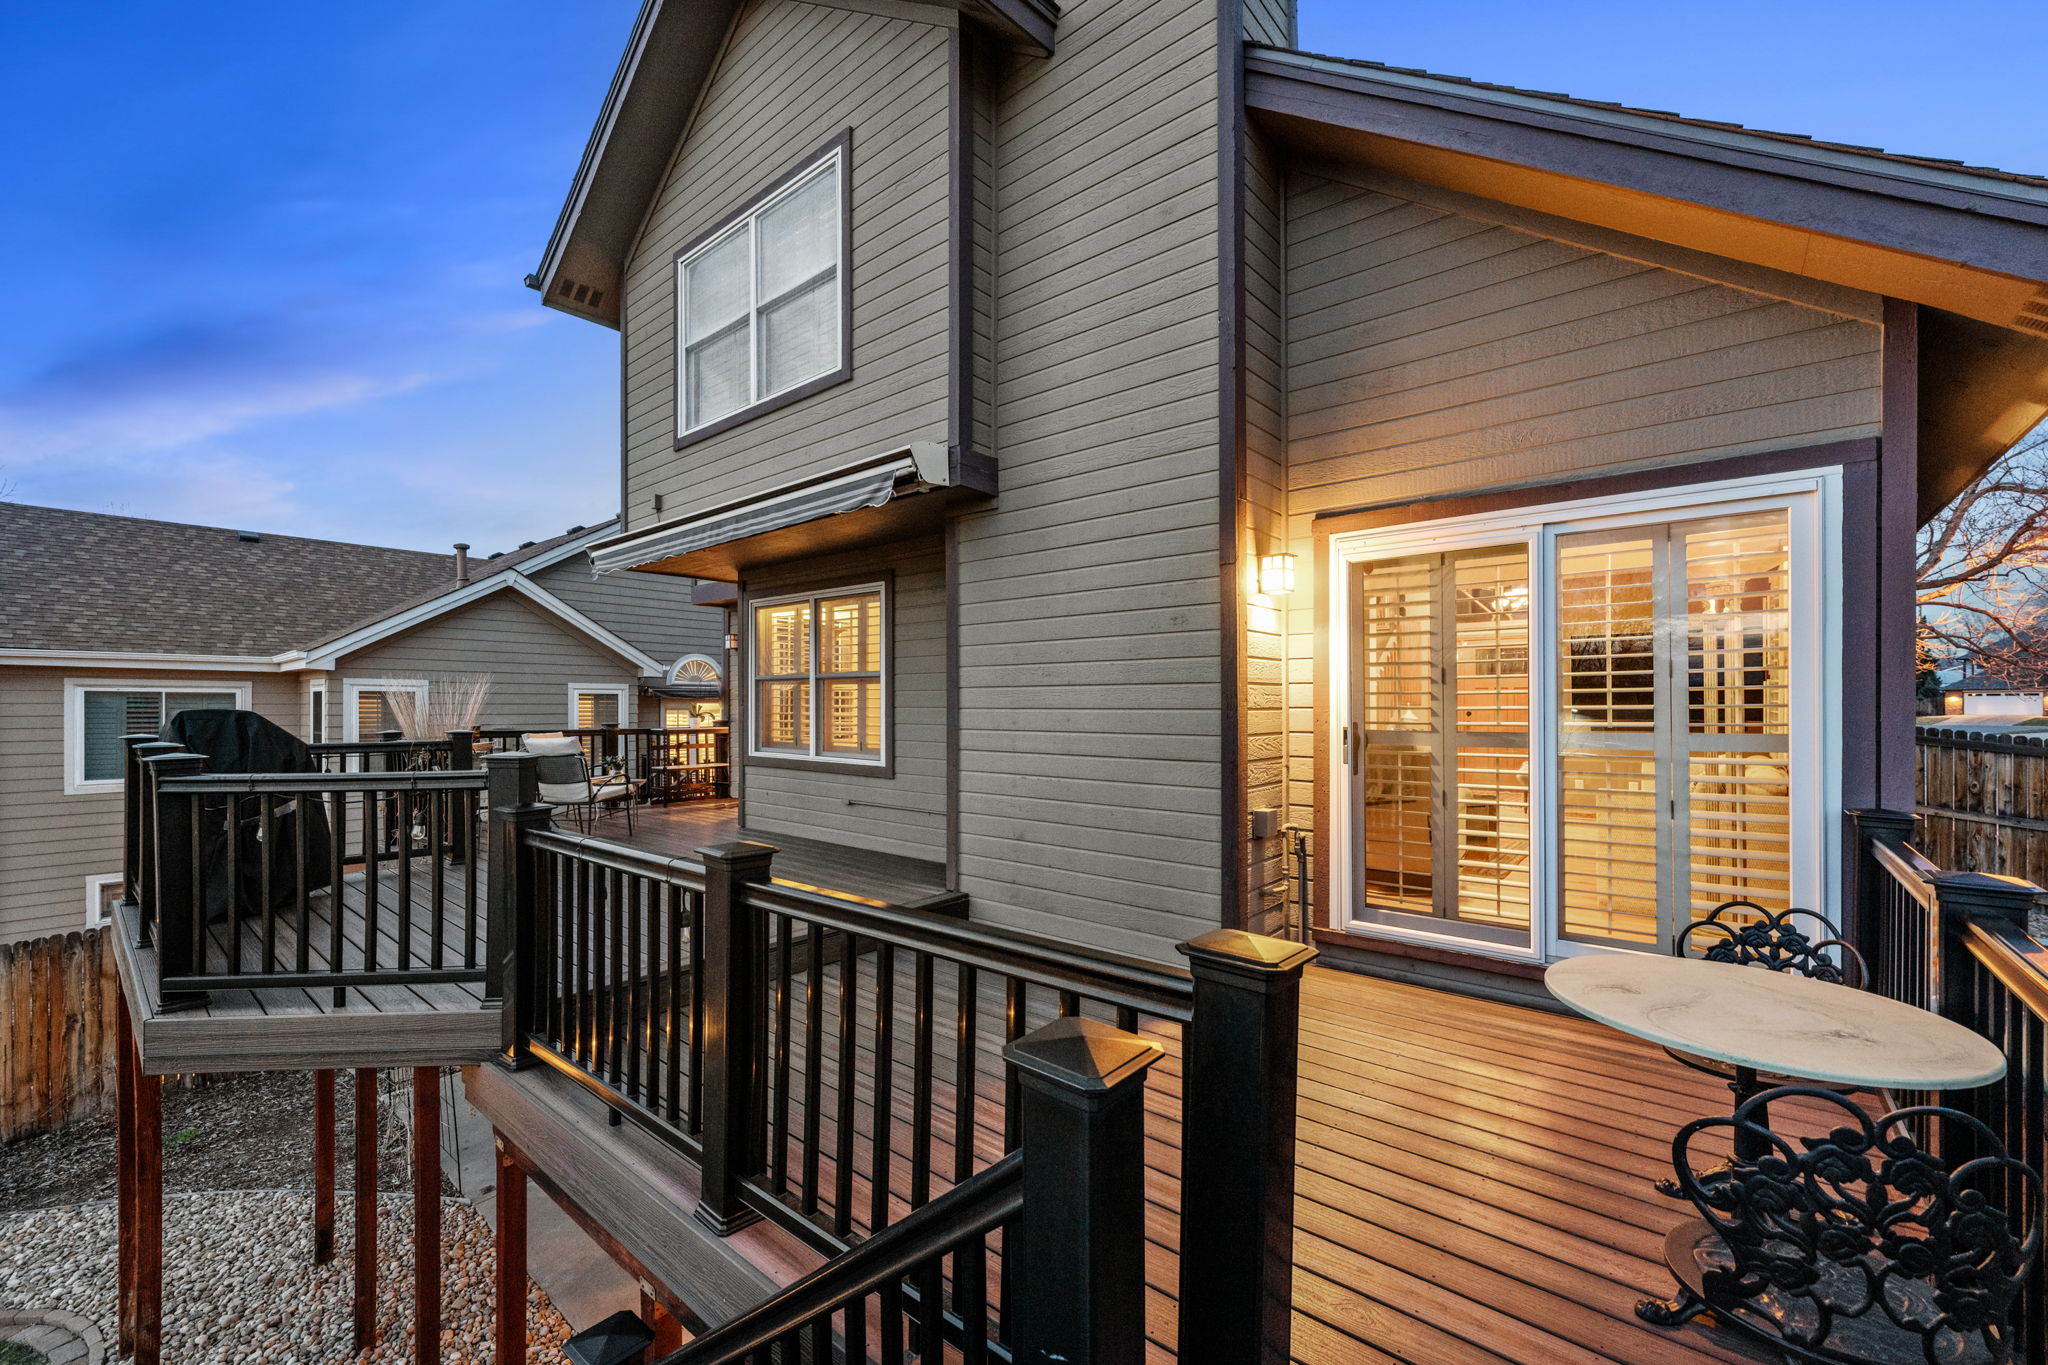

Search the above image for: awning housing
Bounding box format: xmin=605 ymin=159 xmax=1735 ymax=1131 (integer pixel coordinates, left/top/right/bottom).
xmin=590 ymin=443 xmax=996 ymax=579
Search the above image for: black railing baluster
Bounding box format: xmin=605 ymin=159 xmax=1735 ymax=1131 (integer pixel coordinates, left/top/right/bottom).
xmin=879 ymin=1280 xmax=905 ymax=1365
xmin=226 ymin=793 xmax=243 ymax=974
xmin=772 ymin=914 xmax=793 ymax=1198
xmin=958 ymin=1234 xmax=989 ymax=1365
xmin=428 ymin=789 xmax=446 ymax=969
xmin=258 ymin=797 xmax=276 ymax=971
xmin=832 ymin=931 xmax=858 ymax=1239
xmin=395 ymin=787 xmax=415 ymax=969
xmin=627 ymin=874 xmax=645 ymax=1103
xmin=328 ymin=790 xmax=347 ymax=1005
xmin=687 ymin=888 xmax=704 ymax=1135
xmin=801 ymin=920 xmax=824 ymax=1218
xmin=913 ymin=1255 xmax=943 ymax=1361
xmin=871 ymin=941 xmax=896 ymax=1235
xmin=292 ymin=794 xmax=310 ymax=977
xmin=954 ymin=963 xmax=977 ymax=1184
xmin=608 ymin=867 xmax=627 ymax=1085
xmin=670 ymin=886 xmax=689 ymax=1131
xmin=1003 ymin=979 xmax=1026 ymax=1155
xmin=363 ymin=790 xmax=381 ymax=974
xmin=911 ymin=952 xmax=936 ymax=1210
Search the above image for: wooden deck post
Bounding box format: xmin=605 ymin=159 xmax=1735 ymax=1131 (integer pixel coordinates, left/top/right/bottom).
xmin=115 ymin=995 xmax=137 ymax=1357
xmin=694 ymin=841 xmax=777 ymax=1235
xmin=134 ymin=1038 xmax=164 ymax=1365
xmin=1175 ymin=929 xmax=1318 ymax=1365
xmin=484 ymin=751 xmax=549 ymax=1067
xmin=1004 ymin=1016 xmax=1163 ymax=1365
xmin=353 ymin=1068 xmax=379 ymax=1354
xmin=413 ymin=1066 xmax=443 ymax=1365
xmin=493 ymin=1135 xmax=527 ymax=1365
xmin=313 ymin=1069 xmax=337 ymax=1264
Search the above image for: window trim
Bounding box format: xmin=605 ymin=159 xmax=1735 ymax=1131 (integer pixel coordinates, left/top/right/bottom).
xmin=309 ymin=682 xmax=327 ymax=744
xmin=86 ymin=872 xmax=122 ymax=929
xmin=745 ymin=578 xmax=892 ymax=775
xmin=1324 ymin=468 xmax=1842 ymax=966
xmin=671 ymin=130 xmax=853 ymax=450
xmin=342 ymin=678 xmax=428 ymax=743
xmin=568 ymin=682 xmax=632 ymax=730
xmin=63 ymin=678 xmax=252 ymax=795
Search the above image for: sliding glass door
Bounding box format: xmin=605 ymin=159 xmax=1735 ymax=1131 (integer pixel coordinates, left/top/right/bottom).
xmin=1337 ymin=483 xmax=1823 ymax=960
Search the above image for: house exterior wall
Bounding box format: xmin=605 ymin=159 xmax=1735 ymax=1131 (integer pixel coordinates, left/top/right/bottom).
xmin=0 ymin=665 xmax=300 ymax=946
xmin=528 ymin=555 xmax=726 ymax=675
xmin=741 ymin=535 xmax=947 ymax=863
xmin=949 ymin=0 xmax=1227 ymax=962
xmin=618 ymin=0 xmax=955 ymax=527
xmin=1266 ymin=166 xmax=1886 ymax=923
xmin=334 ymin=591 xmax=644 ymax=733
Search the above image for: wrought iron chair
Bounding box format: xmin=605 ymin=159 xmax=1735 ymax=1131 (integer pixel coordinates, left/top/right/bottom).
xmin=1639 ymin=1084 xmax=2040 ymax=1364
xmin=527 ymin=734 xmax=643 ymax=834
xmin=1667 ymin=900 xmax=1870 ymax=1091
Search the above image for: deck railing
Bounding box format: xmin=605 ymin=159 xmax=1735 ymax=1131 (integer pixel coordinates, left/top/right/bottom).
xmin=477 ymin=724 xmax=730 ymax=800
xmin=121 ymin=733 xmax=491 ymax=1008
xmin=1851 ymin=808 xmax=2048 ymax=1361
xmin=484 ymin=750 xmax=1314 ymax=1364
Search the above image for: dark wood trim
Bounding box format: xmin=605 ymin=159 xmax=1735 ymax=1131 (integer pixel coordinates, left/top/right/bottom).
xmin=494 ymin=1136 xmax=528 ymax=1365
xmin=1880 ymin=300 xmax=1921 ymax=812
xmin=671 ymin=130 xmax=855 ymax=452
xmin=313 ymin=1069 xmax=337 ymax=1264
xmin=116 ymin=997 xmax=138 ymax=1358
xmin=944 ymin=515 xmax=963 ymax=889
xmin=134 ymin=1045 xmax=162 ymax=1365
xmin=1311 ymin=927 xmax=1550 ymax=981
xmin=946 ymin=27 xmax=973 ymax=456
xmin=1839 ymin=454 xmax=1882 ymax=815
xmin=1311 ymin=438 xmax=1878 ymax=537
xmin=353 ymin=1068 xmax=378 ymax=1354
xmin=413 ymin=1067 xmax=443 ymax=1365
xmin=739 ymin=569 xmax=899 ymax=780
xmin=1216 ymin=0 xmax=1247 ymax=929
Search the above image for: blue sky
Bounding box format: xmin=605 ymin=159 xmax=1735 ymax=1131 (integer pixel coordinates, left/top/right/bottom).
xmin=3 ymin=2 xmax=2042 ymax=553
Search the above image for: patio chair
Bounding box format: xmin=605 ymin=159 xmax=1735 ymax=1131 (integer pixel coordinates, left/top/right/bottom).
xmin=527 ymin=733 xmax=644 ymax=834
xmin=1639 ymin=1084 xmax=2040 ymax=1364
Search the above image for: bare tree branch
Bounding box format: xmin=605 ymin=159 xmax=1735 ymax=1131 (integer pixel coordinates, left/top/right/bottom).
xmin=1918 ymin=425 xmax=2048 ymax=687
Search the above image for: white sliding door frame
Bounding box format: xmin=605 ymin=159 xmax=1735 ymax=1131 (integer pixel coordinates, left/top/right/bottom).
xmin=1326 ymin=467 xmax=1842 ymax=965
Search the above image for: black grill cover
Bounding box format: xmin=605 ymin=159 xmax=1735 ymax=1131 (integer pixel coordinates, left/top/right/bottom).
xmin=161 ymin=709 xmax=334 ymax=920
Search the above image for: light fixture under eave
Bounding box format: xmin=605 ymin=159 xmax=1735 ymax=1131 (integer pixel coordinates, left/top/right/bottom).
xmin=1257 ymin=553 xmax=1297 ymax=597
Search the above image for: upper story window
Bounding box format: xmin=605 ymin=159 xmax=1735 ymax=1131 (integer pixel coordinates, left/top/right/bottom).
xmin=675 ymin=139 xmax=848 ymax=443
xmin=749 ymin=584 xmax=886 ymax=767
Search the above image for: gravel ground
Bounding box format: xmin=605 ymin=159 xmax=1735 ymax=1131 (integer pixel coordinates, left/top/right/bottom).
xmin=0 ymin=1191 xmax=571 ymax=1364
xmin=0 ymin=1072 xmax=411 ymax=1215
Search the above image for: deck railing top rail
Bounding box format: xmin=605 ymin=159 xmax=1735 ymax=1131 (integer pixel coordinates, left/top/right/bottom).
xmin=155 ymin=769 xmax=488 ymax=795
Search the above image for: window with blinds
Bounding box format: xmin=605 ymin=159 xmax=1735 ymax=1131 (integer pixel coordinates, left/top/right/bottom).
xmin=1344 ymin=501 xmax=1805 ymax=958
xmin=677 ymin=147 xmax=844 ymax=435
xmin=78 ymin=689 xmax=237 ymax=783
xmin=750 ymin=585 xmax=885 ymax=764
xmin=575 ymin=690 xmax=623 ymax=730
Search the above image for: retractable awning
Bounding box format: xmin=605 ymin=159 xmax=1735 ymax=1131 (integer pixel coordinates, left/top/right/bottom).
xmin=588 ymin=443 xmax=995 ymax=579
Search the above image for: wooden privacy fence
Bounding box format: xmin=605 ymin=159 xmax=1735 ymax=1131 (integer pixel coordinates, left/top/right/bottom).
xmin=1916 ymin=727 xmax=2048 ymax=883
xmin=0 ymin=927 xmax=119 ymax=1143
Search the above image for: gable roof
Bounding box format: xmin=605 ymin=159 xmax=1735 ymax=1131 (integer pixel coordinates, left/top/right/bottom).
xmin=0 ymin=502 xmax=454 ymax=655
xmin=1948 ymin=673 xmax=2042 ymax=693
xmin=530 ymin=0 xmax=1056 ymax=329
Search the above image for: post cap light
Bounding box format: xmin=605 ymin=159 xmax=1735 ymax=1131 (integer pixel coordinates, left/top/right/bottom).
xmin=1256 ymin=553 xmax=1296 ymax=597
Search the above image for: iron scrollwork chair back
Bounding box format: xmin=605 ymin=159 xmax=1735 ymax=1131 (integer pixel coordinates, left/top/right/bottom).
xmin=1665 ymin=902 xmax=1871 ymax=1090
xmin=1663 ymin=1085 xmax=2040 ymax=1364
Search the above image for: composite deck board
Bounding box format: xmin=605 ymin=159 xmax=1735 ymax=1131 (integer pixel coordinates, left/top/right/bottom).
xmin=604 ymin=800 xmax=952 ymax=906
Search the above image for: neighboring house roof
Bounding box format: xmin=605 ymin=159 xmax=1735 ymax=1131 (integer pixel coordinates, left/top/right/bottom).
xmin=0 ymin=503 xmax=662 ymax=675
xmin=528 ymin=0 xmax=1055 ymax=328
xmin=1948 ymin=673 xmax=2043 ymax=693
xmin=0 ymin=502 xmax=453 ymax=655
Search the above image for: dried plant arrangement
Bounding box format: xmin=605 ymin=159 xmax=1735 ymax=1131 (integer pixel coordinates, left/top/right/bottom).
xmin=385 ymin=673 xmax=492 ymax=739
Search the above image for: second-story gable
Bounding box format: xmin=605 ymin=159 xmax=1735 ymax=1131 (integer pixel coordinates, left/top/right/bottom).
xmin=621 ymin=0 xmax=958 ymax=524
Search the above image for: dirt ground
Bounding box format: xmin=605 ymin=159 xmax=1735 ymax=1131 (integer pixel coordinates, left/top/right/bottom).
xmin=0 ymin=1071 xmax=417 ymax=1215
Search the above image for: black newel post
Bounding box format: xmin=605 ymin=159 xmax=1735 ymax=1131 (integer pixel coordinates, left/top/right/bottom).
xmin=1846 ymin=808 xmax=1917 ymax=968
xmin=126 ymin=740 xmax=182 ymax=943
xmin=695 ymin=840 xmax=776 ymax=1235
xmin=446 ymin=730 xmax=477 ymax=864
xmin=1175 ymin=928 xmax=1318 ymax=1365
xmin=1006 ymin=1015 xmax=1163 ymax=1365
xmin=142 ymin=752 xmax=210 ymax=1012
xmin=1931 ymin=870 xmax=2043 ymax=1017
xmin=484 ymin=751 xmax=550 ymax=1066
xmin=119 ymin=734 xmax=160 ymax=912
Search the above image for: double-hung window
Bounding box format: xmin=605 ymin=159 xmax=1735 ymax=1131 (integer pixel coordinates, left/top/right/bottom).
xmin=750 ymin=586 xmax=885 ymax=765
xmin=676 ymin=142 xmax=846 ymax=438
xmin=66 ymin=682 xmax=244 ymax=793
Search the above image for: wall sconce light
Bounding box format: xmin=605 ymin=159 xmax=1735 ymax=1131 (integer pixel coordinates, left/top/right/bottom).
xmin=724 ymin=632 xmax=740 ymax=652
xmin=1256 ymin=553 xmax=1297 ymax=597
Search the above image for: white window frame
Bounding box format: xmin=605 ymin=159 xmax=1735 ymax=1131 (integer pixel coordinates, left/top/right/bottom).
xmin=63 ymin=678 xmax=253 ymax=795
xmin=342 ymin=678 xmax=428 ymax=742
xmin=1325 ymin=468 xmax=1842 ymax=965
xmin=568 ymin=683 xmax=632 ymax=730
xmin=670 ymin=653 xmax=724 ymax=687
xmin=747 ymin=582 xmax=888 ymax=767
xmin=85 ymin=872 xmax=123 ymax=929
xmin=673 ymin=141 xmax=846 ymax=440
xmin=308 ymin=682 xmax=328 ymax=744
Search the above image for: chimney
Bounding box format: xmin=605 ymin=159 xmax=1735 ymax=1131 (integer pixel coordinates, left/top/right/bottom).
xmin=453 ymin=542 xmax=471 ymax=586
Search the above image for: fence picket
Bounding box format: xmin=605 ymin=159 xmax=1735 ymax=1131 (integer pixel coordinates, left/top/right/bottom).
xmin=0 ymin=928 xmax=122 ymax=1144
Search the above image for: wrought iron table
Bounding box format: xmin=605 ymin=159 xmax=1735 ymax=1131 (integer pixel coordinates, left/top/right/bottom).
xmin=1547 ymin=954 xmax=2013 ymax=1361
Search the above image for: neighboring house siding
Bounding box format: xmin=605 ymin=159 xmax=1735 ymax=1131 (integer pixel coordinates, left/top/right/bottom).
xmin=952 ymin=0 xmax=1226 ymax=962
xmin=742 ymin=537 xmax=947 ymax=863
xmin=1284 ymin=172 xmax=1885 ymax=517
xmin=529 ymin=556 xmax=726 ymax=671
xmin=335 ymin=591 xmax=642 ymax=732
xmin=0 ymin=667 xmax=299 ymax=946
xmin=619 ymin=0 xmax=954 ymax=525
xmin=1242 ymin=0 xmax=1293 ymax=47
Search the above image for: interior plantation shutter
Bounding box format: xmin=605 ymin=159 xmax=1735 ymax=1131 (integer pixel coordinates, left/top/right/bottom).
xmin=577 ymin=691 xmax=621 ymax=729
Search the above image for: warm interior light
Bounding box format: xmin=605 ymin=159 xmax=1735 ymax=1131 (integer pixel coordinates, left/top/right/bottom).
xmin=1257 ymin=553 xmax=1296 ymax=597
